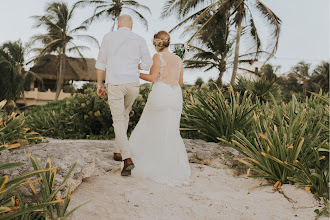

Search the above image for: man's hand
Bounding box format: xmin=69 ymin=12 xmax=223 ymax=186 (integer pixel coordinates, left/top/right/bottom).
xmin=97 ymin=87 xmax=106 ymax=99
xmin=138 ymin=63 xmax=142 ymax=70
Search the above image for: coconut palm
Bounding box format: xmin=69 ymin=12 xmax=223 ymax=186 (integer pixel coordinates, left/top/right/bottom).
xmin=0 ymin=40 xmax=42 ymax=111
xmin=162 ymin=0 xmax=281 ymax=85
xmin=289 ymin=61 xmax=312 ymax=96
xmin=184 ymin=11 xmax=232 ymax=87
xmin=31 ymin=2 xmax=99 ymax=100
xmin=309 ymin=61 xmax=329 ymax=93
xmin=74 ymin=0 xmax=151 ymax=30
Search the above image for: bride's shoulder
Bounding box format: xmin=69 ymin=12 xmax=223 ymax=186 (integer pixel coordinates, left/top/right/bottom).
xmin=152 ymin=53 xmax=161 ymax=62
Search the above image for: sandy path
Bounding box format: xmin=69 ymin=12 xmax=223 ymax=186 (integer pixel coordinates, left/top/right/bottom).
xmin=68 ymin=163 xmax=323 ymax=220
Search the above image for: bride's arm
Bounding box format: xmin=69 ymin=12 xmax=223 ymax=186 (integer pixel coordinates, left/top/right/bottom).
xmin=140 ymin=54 xmax=160 ymax=82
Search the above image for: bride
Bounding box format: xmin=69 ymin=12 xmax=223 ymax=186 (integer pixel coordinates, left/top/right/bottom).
xmin=128 ymin=31 xmax=191 ymax=186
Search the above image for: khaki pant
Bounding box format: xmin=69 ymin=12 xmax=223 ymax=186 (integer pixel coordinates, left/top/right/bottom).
xmin=106 ymin=81 xmax=140 ymax=160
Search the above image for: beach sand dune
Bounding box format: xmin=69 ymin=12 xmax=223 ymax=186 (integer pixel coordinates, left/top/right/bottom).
xmin=69 ymin=163 xmax=324 ymax=220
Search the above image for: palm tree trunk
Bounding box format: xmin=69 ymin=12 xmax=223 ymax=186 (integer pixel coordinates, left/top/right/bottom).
xmin=216 ymin=72 xmax=224 ymax=88
xmin=55 ymin=50 xmax=66 ymax=100
xmin=217 ymin=57 xmax=226 ymax=88
xmin=231 ymin=17 xmax=243 ymax=85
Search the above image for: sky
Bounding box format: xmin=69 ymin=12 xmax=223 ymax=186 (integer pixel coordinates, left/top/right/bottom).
xmin=0 ymin=0 xmax=329 ymax=84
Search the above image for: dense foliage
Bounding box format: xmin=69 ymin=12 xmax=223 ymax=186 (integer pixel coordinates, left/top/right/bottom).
xmin=0 ymin=105 xmax=84 ymax=219
xmin=185 ymin=87 xmax=329 ymax=205
xmin=26 ymin=83 xmax=152 ymax=139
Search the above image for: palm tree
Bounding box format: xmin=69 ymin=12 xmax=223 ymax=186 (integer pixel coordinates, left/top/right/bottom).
xmin=162 ymin=0 xmax=281 ymax=85
xmin=289 ymin=61 xmax=312 ymax=96
xmin=184 ymin=11 xmax=232 ymax=87
xmin=259 ymin=64 xmax=278 ymax=81
xmin=309 ymin=61 xmax=329 ymax=93
xmin=31 ymin=2 xmax=99 ymax=100
xmin=0 ymin=40 xmax=42 ymax=111
xmin=74 ymin=0 xmax=151 ymax=30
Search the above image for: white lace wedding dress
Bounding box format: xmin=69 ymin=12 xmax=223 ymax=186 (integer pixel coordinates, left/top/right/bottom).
xmin=128 ymin=52 xmax=191 ymax=186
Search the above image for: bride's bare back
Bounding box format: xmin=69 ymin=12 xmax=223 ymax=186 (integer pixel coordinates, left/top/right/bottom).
xmin=157 ymin=52 xmax=183 ymax=87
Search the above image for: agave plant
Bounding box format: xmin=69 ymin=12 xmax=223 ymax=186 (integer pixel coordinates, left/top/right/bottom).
xmin=0 ymin=150 xmax=87 ymax=219
xmin=0 ymin=148 xmax=62 ymax=219
xmin=0 ymin=104 xmax=42 ymax=147
xmin=220 ymin=93 xmax=329 ymax=198
xmin=182 ymin=86 xmax=257 ymax=142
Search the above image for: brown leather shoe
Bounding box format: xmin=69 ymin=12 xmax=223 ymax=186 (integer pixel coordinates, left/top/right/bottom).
xmin=121 ymin=158 xmax=135 ymax=176
xmin=113 ymin=153 xmax=122 ymax=161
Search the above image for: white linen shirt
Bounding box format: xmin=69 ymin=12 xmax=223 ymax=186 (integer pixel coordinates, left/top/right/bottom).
xmin=95 ymin=27 xmax=152 ymax=84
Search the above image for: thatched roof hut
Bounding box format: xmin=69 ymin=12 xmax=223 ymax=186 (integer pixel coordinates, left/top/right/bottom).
xmin=31 ymin=55 xmax=97 ymax=81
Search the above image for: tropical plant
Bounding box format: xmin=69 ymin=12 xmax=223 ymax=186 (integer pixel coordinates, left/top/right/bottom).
xmin=182 ymin=86 xmax=257 ymax=142
xmin=31 ymin=2 xmax=99 ymax=100
xmin=289 ymin=61 xmax=312 ymax=96
xmin=184 ymin=11 xmax=232 ymax=87
xmin=74 ymin=0 xmax=151 ymax=30
xmin=162 ymin=0 xmax=281 ymax=85
xmin=309 ymin=61 xmax=329 ymax=93
xmin=194 ymin=77 xmax=204 ymax=87
xmin=219 ymin=93 xmax=329 ymax=199
xmin=0 ymin=40 xmax=42 ymax=108
xmin=235 ymin=76 xmax=281 ymax=102
xmin=0 ymin=104 xmax=42 ymax=147
xmin=0 ymin=104 xmax=85 ymax=219
xmin=0 ymin=147 xmax=61 ymax=219
xmin=258 ymin=64 xmax=278 ymax=81
xmin=171 ymin=44 xmax=186 ymax=60
xmin=0 ymin=150 xmax=86 ymax=219
xmin=26 ymin=84 xmax=113 ymax=139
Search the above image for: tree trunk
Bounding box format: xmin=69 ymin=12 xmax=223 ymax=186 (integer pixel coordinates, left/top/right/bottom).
xmin=231 ymin=16 xmax=243 ymax=85
xmin=217 ymin=58 xmax=226 ymax=88
xmin=216 ymin=71 xmax=225 ymax=88
xmin=55 ymin=50 xmax=66 ymax=100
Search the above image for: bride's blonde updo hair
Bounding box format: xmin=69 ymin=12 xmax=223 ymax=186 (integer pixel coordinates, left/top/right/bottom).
xmin=153 ymin=31 xmax=170 ymax=52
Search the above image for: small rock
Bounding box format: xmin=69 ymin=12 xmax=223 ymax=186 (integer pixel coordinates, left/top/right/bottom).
xmin=196 ymin=150 xmax=212 ymax=160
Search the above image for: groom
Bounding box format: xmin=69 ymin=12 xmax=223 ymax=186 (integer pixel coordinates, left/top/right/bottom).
xmin=96 ymin=14 xmax=152 ymax=176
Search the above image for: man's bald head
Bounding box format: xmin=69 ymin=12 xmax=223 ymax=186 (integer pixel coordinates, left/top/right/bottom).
xmin=118 ymin=14 xmax=133 ymax=29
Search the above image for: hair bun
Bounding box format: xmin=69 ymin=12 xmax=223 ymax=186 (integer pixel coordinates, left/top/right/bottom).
xmin=153 ymin=31 xmax=170 ymax=52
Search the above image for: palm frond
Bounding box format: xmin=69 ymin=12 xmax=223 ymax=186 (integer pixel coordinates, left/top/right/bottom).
xmin=255 ymin=0 xmax=281 ymax=60
xmin=122 ymin=0 xmax=151 ymax=14
xmin=123 ymin=7 xmax=148 ymax=29
xmin=73 ymin=35 xmax=99 ymax=48
xmin=247 ymin=13 xmax=262 ymax=56
xmin=69 ymin=25 xmax=88 ymax=34
xmin=169 ymin=5 xmax=209 ymax=33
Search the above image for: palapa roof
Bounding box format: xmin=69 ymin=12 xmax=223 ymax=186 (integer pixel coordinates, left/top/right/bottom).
xmin=31 ymin=55 xmax=97 ymax=81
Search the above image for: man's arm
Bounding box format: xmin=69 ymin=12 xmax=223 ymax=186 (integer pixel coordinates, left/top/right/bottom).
xmin=140 ymin=54 xmax=160 ymax=82
xmin=139 ymin=39 xmax=152 ymax=71
xmin=96 ymin=34 xmax=109 ymax=99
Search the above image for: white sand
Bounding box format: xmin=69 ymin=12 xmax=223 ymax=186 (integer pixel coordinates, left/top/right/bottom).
xmin=68 ymin=163 xmax=325 ymax=220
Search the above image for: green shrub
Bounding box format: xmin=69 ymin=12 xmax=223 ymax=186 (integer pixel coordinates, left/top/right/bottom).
xmin=0 ymin=110 xmax=42 ymax=147
xmin=0 ymin=105 xmax=85 ymax=219
xmin=220 ymin=93 xmax=329 ymax=200
xmin=182 ymin=86 xmax=257 ymax=142
xmin=26 ymin=85 xmax=113 ymax=139
xmin=26 ymin=83 xmax=154 ymax=139
xmin=0 ymin=151 xmax=86 ymax=219
xmin=235 ymin=76 xmax=281 ymax=103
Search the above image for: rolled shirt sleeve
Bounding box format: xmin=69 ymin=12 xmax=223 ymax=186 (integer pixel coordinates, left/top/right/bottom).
xmin=95 ymin=34 xmax=109 ymax=71
xmin=139 ymin=39 xmax=153 ymax=71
